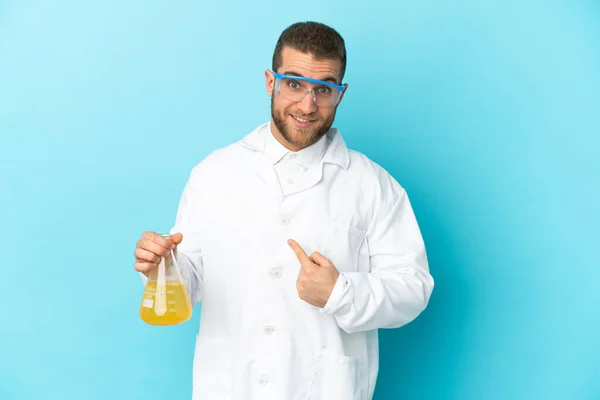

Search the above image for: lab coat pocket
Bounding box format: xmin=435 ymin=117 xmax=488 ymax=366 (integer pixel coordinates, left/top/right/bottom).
xmin=309 ymin=354 xmax=366 ymax=400
xmin=325 ymin=221 xmax=367 ymax=273
xmin=192 ymin=336 xmax=231 ymax=399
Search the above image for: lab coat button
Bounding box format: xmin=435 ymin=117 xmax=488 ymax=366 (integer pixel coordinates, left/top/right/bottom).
xmin=258 ymin=375 xmax=268 ymax=385
xmin=286 ymin=178 xmax=294 ymax=185
xmin=270 ymin=267 xmax=282 ymax=278
xmin=263 ymin=325 xmax=274 ymax=335
xmin=280 ymin=217 xmax=289 ymax=226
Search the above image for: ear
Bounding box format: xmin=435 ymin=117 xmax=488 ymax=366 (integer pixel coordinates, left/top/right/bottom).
xmin=265 ymin=69 xmax=275 ymax=97
xmin=337 ymin=83 xmax=349 ymax=105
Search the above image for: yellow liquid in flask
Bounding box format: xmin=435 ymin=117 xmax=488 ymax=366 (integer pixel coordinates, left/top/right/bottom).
xmin=140 ymin=280 xmax=193 ymax=325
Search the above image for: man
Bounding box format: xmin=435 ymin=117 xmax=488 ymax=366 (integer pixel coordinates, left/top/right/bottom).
xmin=134 ymin=21 xmax=434 ymax=400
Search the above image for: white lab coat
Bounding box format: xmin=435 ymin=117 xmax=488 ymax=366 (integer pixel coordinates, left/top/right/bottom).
xmin=164 ymin=122 xmax=434 ymax=400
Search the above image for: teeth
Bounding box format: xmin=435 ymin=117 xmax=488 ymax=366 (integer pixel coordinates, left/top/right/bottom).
xmin=294 ymin=116 xmax=310 ymax=123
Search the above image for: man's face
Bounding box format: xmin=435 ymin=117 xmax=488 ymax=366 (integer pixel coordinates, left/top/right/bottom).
xmin=265 ymin=47 xmax=348 ymax=151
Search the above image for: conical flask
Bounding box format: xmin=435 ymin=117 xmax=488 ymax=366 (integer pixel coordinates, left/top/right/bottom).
xmin=140 ymin=234 xmax=193 ymax=325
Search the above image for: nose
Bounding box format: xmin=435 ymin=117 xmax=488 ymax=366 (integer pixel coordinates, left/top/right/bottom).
xmin=297 ymin=89 xmax=318 ymax=114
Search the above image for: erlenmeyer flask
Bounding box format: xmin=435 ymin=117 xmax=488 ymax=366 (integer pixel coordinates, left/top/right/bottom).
xmin=140 ymin=234 xmax=193 ymax=325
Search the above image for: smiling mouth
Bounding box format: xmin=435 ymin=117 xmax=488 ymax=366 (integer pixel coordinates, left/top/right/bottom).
xmin=290 ymin=115 xmax=316 ymax=124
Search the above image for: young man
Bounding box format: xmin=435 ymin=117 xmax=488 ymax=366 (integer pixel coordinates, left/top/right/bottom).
xmin=134 ymin=21 xmax=434 ymax=400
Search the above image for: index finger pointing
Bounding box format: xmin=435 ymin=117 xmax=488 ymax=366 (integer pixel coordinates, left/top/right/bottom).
xmin=287 ymin=239 xmax=311 ymax=265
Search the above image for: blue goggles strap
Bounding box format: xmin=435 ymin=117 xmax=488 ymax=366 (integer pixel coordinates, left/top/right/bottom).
xmin=273 ymin=72 xmax=345 ymax=92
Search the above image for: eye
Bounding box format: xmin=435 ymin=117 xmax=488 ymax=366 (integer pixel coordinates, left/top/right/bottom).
xmin=287 ymin=79 xmax=301 ymax=89
xmin=317 ymin=86 xmax=332 ymax=95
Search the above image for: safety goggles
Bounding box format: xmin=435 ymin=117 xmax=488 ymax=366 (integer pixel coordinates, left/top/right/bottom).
xmin=272 ymin=71 xmax=345 ymax=107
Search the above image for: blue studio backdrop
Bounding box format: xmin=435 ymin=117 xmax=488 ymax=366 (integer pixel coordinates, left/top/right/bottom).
xmin=0 ymin=1 xmax=599 ymax=399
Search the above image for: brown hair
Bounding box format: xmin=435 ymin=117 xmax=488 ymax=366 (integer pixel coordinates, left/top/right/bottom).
xmin=272 ymin=21 xmax=347 ymax=82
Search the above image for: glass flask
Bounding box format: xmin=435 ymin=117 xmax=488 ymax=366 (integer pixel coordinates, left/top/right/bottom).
xmin=139 ymin=234 xmax=193 ymax=325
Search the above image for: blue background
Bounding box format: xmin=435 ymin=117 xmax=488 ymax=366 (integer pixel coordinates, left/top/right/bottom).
xmin=1 ymin=1 xmax=599 ymax=399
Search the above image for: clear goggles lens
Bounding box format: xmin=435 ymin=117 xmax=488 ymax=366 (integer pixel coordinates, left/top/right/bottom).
xmin=274 ymin=76 xmax=342 ymax=107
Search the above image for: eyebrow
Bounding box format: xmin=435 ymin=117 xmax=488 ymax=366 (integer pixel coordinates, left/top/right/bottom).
xmin=282 ymin=70 xmax=339 ymax=84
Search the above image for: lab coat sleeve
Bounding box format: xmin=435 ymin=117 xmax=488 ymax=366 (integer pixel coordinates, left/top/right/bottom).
xmin=139 ymin=165 xmax=205 ymax=307
xmin=321 ymin=187 xmax=434 ymax=334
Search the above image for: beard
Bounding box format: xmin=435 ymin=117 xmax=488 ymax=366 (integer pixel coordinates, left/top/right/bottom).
xmin=271 ymin=97 xmax=336 ymax=150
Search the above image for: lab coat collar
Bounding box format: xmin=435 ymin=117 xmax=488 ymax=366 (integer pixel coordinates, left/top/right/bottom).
xmin=240 ymin=121 xmax=350 ymax=170
xmin=264 ymin=124 xmax=329 ymax=168
xmin=263 ymin=127 xmax=290 ymax=165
